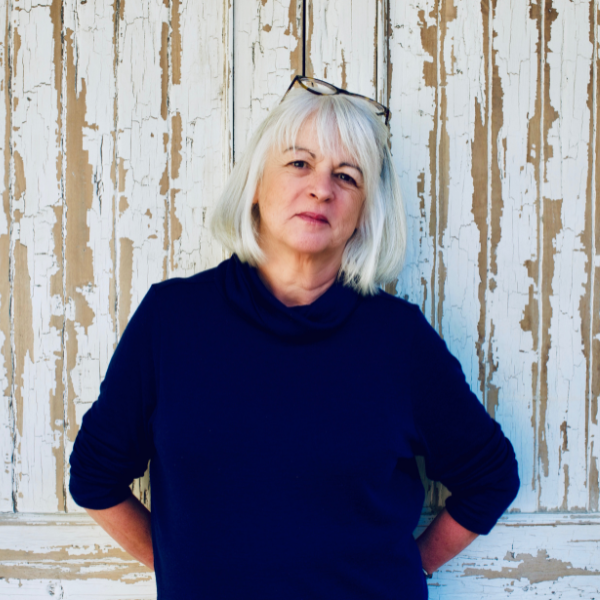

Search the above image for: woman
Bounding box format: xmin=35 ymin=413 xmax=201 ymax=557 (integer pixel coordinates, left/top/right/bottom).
xmin=69 ymin=76 xmax=520 ymax=599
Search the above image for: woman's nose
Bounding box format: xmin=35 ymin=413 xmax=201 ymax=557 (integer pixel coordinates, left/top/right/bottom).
xmin=309 ymin=168 xmax=334 ymax=202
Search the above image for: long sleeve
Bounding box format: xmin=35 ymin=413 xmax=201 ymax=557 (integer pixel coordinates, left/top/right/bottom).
xmin=408 ymin=305 xmax=520 ymax=535
xmin=68 ymin=285 xmax=159 ymax=510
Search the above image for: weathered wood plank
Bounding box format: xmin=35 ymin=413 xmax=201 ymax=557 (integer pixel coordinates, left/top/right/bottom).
xmin=376 ymin=0 xmax=389 ymax=111
xmin=389 ymin=0 xmax=437 ymax=319
xmin=0 ymin=0 xmax=13 ymax=512
xmin=233 ymin=0 xmax=302 ymax=160
xmin=63 ymin=0 xmax=119 ymax=514
xmin=0 ymin=513 xmax=155 ymax=598
xmin=435 ymin=0 xmax=487 ymax=406
xmin=388 ymin=0 xmax=444 ymax=509
xmin=306 ymin=0 xmax=378 ymax=95
xmin=114 ymin=0 xmax=171 ymax=509
xmin=168 ymin=0 xmax=232 ymax=276
xmin=1 ymin=513 xmax=598 ymax=598
xmin=417 ymin=514 xmax=600 ymax=598
xmin=402 ymin=0 xmax=489 ymax=511
xmin=590 ymin=0 xmax=600 ymax=514
xmin=0 ymin=580 xmax=156 ymax=600
xmin=484 ymin=0 xmax=541 ymax=513
xmin=539 ymin=0 xmax=595 ymax=511
xmin=11 ymin=0 xmax=65 ymax=512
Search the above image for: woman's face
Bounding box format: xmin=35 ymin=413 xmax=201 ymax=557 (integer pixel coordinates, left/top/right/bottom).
xmin=253 ymin=117 xmax=366 ymax=263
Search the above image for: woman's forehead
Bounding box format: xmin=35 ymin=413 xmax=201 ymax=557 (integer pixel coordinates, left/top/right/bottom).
xmin=281 ymin=118 xmax=359 ymax=164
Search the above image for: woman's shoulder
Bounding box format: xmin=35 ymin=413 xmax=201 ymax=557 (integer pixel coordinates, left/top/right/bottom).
xmin=362 ymin=287 xmax=426 ymax=322
xmin=147 ymin=262 xmax=224 ymax=307
xmin=352 ymin=287 xmax=434 ymax=343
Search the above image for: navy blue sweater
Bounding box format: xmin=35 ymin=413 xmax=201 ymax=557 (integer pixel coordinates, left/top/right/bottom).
xmin=69 ymin=254 xmax=519 ymax=599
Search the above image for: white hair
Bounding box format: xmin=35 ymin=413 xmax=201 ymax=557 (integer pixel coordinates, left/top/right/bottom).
xmin=210 ymin=86 xmax=406 ymax=295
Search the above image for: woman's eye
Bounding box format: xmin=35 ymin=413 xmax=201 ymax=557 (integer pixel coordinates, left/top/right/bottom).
xmin=337 ymin=173 xmax=357 ymax=186
xmin=290 ymin=160 xmax=307 ymax=168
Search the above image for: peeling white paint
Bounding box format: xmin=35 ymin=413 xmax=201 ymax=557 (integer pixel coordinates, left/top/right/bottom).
xmin=114 ymin=0 xmax=171 ymax=508
xmin=116 ymin=0 xmax=170 ymax=315
xmin=390 ymin=0 xmax=437 ymax=315
xmin=308 ymin=0 xmax=378 ymax=95
xmin=436 ymin=0 xmax=486 ymax=400
xmin=233 ymin=0 xmax=302 ymax=160
xmin=417 ymin=513 xmax=600 ymax=598
xmin=0 ymin=0 xmax=599 ymax=596
xmin=62 ymin=0 xmax=119 ymax=515
xmin=540 ymin=0 xmax=594 ymax=511
xmin=169 ymin=0 xmax=231 ymax=276
xmin=11 ymin=0 xmax=64 ymax=513
xmin=487 ymin=0 xmax=540 ymax=513
xmin=0 ymin=0 xmax=13 ymax=513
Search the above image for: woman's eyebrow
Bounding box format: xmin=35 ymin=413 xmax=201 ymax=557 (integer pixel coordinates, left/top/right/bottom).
xmin=338 ymin=162 xmax=363 ymax=176
xmin=284 ymin=146 xmax=316 ymax=158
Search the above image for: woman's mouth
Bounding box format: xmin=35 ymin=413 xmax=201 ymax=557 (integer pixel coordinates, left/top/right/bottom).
xmin=297 ymin=212 xmax=329 ymax=224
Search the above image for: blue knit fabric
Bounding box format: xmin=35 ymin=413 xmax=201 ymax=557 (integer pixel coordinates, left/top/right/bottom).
xmin=69 ymin=254 xmax=519 ymax=599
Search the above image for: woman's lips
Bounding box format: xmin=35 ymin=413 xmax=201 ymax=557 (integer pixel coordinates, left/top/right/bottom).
xmin=297 ymin=212 xmax=329 ymax=224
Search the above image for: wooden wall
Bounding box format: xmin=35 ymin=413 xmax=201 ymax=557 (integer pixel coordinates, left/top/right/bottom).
xmin=0 ymin=0 xmax=599 ymax=596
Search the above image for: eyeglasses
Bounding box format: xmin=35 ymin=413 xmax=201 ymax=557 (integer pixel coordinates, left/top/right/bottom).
xmin=282 ymin=75 xmax=391 ymax=126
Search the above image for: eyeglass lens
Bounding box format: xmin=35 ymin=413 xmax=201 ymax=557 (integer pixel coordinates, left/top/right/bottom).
xmin=299 ymin=78 xmax=338 ymax=95
xmin=292 ymin=76 xmax=389 ymax=124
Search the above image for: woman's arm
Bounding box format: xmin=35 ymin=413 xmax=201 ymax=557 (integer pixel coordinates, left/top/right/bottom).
xmin=84 ymin=494 xmax=154 ymax=571
xmin=416 ymin=508 xmax=478 ymax=574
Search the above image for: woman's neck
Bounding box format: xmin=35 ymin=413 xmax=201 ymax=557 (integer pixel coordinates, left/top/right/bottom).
xmin=255 ymin=251 xmax=342 ymax=307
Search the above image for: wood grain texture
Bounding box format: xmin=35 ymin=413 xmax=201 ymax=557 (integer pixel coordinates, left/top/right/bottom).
xmin=390 ymin=0 xmax=437 ymax=316
xmin=539 ymin=0 xmax=595 ymax=511
xmin=11 ymin=0 xmax=65 ymax=513
xmin=0 ymin=0 xmax=13 ymax=512
xmin=114 ymin=0 xmax=171 ymax=510
xmin=168 ymin=0 xmax=232 ymax=276
xmin=233 ymin=0 xmax=302 ymax=160
xmin=590 ymin=0 xmax=600 ymax=514
xmin=0 ymin=514 xmax=155 ymax=598
xmin=388 ymin=0 xmax=443 ymax=508
xmin=485 ymin=0 xmax=541 ymax=513
xmin=0 ymin=0 xmax=599 ymax=596
xmin=62 ymin=0 xmax=119 ymax=514
xmin=435 ymin=0 xmax=487 ymax=417
xmin=0 ymin=513 xmax=599 ymax=598
xmin=417 ymin=513 xmax=600 ymax=599
xmin=306 ymin=0 xmax=378 ymax=94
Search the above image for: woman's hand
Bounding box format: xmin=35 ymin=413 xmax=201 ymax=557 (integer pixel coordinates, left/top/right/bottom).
xmin=416 ymin=508 xmax=479 ymax=575
xmin=84 ymin=494 xmax=154 ymax=571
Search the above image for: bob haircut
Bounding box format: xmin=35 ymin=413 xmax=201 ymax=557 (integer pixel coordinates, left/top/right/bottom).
xmin=210 ymin=86 xmax=406 ymax=296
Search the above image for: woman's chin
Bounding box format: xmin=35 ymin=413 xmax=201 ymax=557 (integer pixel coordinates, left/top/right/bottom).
xmin=285 ymin=237 xmax=338 ymax=258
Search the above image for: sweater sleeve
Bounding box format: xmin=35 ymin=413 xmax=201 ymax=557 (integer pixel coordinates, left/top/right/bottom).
xmin=68 ymin=285 xmax=159 ymax=510
xmin=408 ymin=305 xmax=520 ymax=535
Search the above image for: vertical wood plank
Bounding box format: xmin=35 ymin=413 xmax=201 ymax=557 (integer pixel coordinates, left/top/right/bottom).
xmin=389 ymin=0 xmax=437 ymax=317
xmin=388 ymin=0 xmax=442 ymax=509
xmin=0 ymin=0 xmax=12 ymax=512
xmin=115 ymin=0 xmax=170 ymax=508
xmin=539 ymin=0 xmax=595 ymax=511
xmin=435 ymin=0 xmax=487 ymax=401
xmin=63 ymin=0 xmax=118 ymax=513
xmin=11 ymin=0 xmax=65 ymax=512
xmin=306 ymin=0 xmax=378 ymax=95
xmin=233 ymin=0 xmax=302 ymax=160
xmin=376 ymin=0 xmax=389 ymax=111
xmin=168 ymin=0 xmax=232 ymax=276
xmin=485 ymin=0 xmax=542 ymax=512
xmin=590 ymin=0 xmax=600 ymax=513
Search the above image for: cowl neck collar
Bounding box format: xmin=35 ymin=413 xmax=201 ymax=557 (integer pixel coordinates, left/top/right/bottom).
xmin=216 ymin=254 xmax=363 ymax=342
